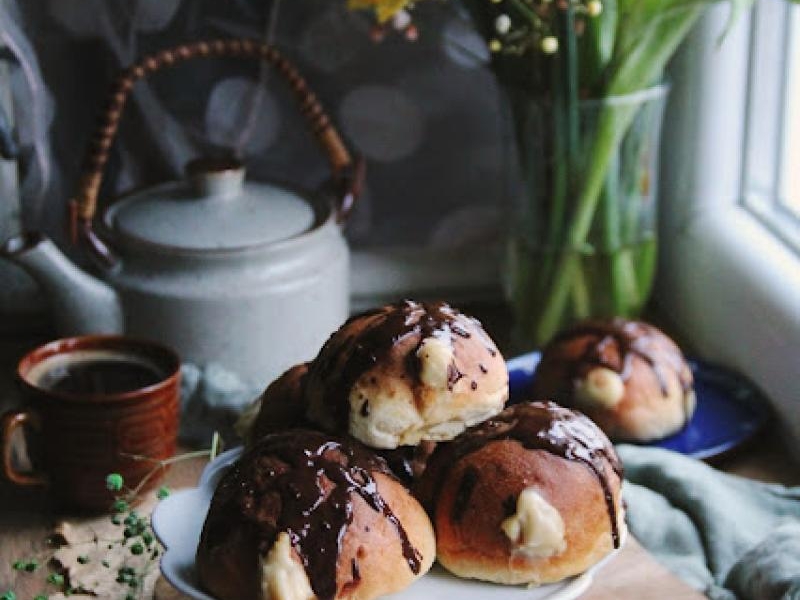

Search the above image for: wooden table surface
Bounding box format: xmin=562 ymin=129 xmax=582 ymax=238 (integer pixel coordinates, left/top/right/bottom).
xmin=1 ymin=319 xmax=798 ymax=600
xmin=4 ymin=432 xmax=797 ymax=600
xmin=1 ymin=450 xmax=707 ymax=600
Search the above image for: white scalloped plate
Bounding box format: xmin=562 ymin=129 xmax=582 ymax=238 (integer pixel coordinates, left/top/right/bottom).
xmin=152 ymin=447 xmax=624 ymax=600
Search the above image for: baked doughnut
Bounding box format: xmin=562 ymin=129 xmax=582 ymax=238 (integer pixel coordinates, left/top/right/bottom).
xmin=532 ymin=318 xmax=695 ymax=441
xmin=197 ymin=430 xmax=435 ymax=600
xmin=305 ymin=300 xmax=508 ymax=449
xmin=236 ymin=363 xmax=310 ymax=445
xmin=416 ymin=402 xmax=625 ymax=586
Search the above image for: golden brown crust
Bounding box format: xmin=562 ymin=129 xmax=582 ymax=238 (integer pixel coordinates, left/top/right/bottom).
xmin=430 ymin=442 xmax=624 ymax=585
xmin=336 ymin=473 xmax=435 ymax=600
xmin=415 ymin=402 xmax=625 ymax=586
xmin=250 ymin=363 xmax=310 ymax=441
xmin=532 ymin=319 xmax=695 ymax=442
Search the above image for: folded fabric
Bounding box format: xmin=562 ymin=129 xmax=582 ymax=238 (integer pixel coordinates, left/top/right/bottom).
xmin=179 ymin=363 xmax=261 ymax=446
xmin=617 ymin=444 xmax=800 ymax=600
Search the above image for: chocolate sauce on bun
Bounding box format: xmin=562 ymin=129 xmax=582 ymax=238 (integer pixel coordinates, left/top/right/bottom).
xmin=417 ymin=402 xmax=625 ymax=586
xmin=306 ymin=300 xmax=508 ymax=449
xmin=533 ymin=318 xmax=695 ymax=442
xmin=423 ymin=401 xmax=623 ymax=548
xmin=197 ymin=430 xmax=435 ymax=600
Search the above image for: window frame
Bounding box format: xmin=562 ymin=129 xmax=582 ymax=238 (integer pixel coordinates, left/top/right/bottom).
xmin=658 ymin=2 xmax=800 ymax=458
xmin=740 ymin=0 xmax=800 ymax=252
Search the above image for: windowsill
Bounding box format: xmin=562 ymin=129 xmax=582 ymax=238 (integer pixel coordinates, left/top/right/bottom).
xmin=658 ymin=205 xmax=800 ymax=459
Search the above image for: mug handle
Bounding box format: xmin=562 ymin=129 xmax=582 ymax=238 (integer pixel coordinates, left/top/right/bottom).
xmin=1 ymin=410 xmax=48 ymax=487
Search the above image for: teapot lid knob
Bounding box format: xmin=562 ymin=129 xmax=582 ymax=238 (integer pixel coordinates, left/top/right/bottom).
xmin=185 ymin=157 xmax=245 ymax=198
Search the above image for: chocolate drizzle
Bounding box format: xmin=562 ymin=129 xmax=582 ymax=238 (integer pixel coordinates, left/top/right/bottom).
xmin=308 ymin=300 xmax=499 ymax=430
xmin=425 ymin=402 xmax=624 ymax=549
xmin=199 ymin=430 xmax=422 ymax=600
xmin=380 ymin=440 xmax=438 ymax=484
xmin=550 ymin=318 xmax=692 ymax=399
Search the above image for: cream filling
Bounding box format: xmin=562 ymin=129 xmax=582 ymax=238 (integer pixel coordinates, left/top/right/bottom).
xmin=416 ymin=336 xmax=454 ymax=390
xmin=347 ymin=335 xmax=506 ymax=449
xmin=575 ymin=367 xmax=625 ymax=409
xmin=259 ymin=532 xmax=315 ymax=600
xmin=501 ymin=488 xmax=566 ymax=558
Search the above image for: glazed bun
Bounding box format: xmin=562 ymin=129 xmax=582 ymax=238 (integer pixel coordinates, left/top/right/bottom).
xmin=305 ymin=300 xmax=508 ymax=449
xmin=197 ymin=430 xmax=435 ymax=600
xmin=236 ymin=363 xmax=310 ymax=445
xmin=417 ymin=402 xmax=625 ymax=586
xmin=532 ymin=318 xmax=695 ymax=442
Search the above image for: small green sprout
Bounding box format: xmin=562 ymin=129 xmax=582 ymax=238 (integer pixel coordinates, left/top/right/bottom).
xmin=105 ymin=473 xmax=124 ymax=492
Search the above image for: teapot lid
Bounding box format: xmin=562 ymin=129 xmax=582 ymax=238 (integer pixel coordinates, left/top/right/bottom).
xmin=104 ymin=158 xmax=319 ymax=251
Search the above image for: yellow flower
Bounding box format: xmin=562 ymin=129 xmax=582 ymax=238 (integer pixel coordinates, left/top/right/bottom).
xmin=347 ymin=0 xmax=413 ymax=23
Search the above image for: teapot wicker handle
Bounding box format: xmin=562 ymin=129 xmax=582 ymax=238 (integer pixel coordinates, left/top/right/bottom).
xmin=70 ymin=39 xmax=361 ymax=249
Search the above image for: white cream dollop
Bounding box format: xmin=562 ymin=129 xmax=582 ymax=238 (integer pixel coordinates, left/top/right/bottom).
xmin=416 ymin=336 xmax=454 ymax=390
xmin=501 ymin=488 xmax=566 ymax=558
xmin=259 ymin=532 xmax=315 ymax=600
xmin=347 ymin=333 xmax=506 ymax=449
xmin=575 ymin=367 xmax=625 ymax=409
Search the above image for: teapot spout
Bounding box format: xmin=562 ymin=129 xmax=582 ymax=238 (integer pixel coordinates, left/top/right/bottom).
xmin=1 ymin=233 xmax=123 ymax=336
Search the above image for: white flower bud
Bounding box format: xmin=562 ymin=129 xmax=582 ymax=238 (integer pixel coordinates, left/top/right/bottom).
xmin=495 ymin=14 xmax=511 ymax=35
xmin=587 ymin=0 xmax=603 ymax=17
xmin=392 ymin=9 xmax=411 ymax=30
xmin=541 ymin=36 xmax=559 ymax=54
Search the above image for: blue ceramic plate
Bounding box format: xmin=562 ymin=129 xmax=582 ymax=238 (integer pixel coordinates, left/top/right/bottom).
xmin=506 ymin=352 xmax=771 ymax=460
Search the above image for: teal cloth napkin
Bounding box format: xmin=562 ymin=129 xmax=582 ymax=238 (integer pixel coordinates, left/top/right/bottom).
xmin=617 ymin=445 xmax=800 ymax=600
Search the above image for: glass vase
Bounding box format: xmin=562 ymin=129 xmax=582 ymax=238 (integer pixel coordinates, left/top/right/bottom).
xmin=505 ymin=84 xmax=669 ymax=350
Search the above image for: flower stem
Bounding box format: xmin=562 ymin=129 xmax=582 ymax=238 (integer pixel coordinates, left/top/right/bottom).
xmin=534 ymin=104 xmax=637 ymax=344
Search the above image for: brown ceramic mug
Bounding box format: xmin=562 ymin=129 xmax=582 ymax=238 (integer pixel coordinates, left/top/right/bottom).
xmin=1 ymin=335 xmax=180 ymax=512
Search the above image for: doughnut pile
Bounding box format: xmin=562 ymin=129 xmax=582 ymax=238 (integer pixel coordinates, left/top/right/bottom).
xmin=200 ymin=302 xmax=644 ymax=600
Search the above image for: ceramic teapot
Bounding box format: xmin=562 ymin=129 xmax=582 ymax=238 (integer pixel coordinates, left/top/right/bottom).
xmin=2 ymin=39 xmax=362 ymax=389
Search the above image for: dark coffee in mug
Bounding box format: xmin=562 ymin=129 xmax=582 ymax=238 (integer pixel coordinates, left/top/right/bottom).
xmin=26 ymin=350 xmax=164 ymax=396
xmin=2 ymin=336 xmax=181 ymax=512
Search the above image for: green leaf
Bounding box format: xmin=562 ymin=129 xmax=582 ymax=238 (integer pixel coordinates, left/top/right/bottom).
xmin=608 ymin=0 xmax=756 ymax=94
